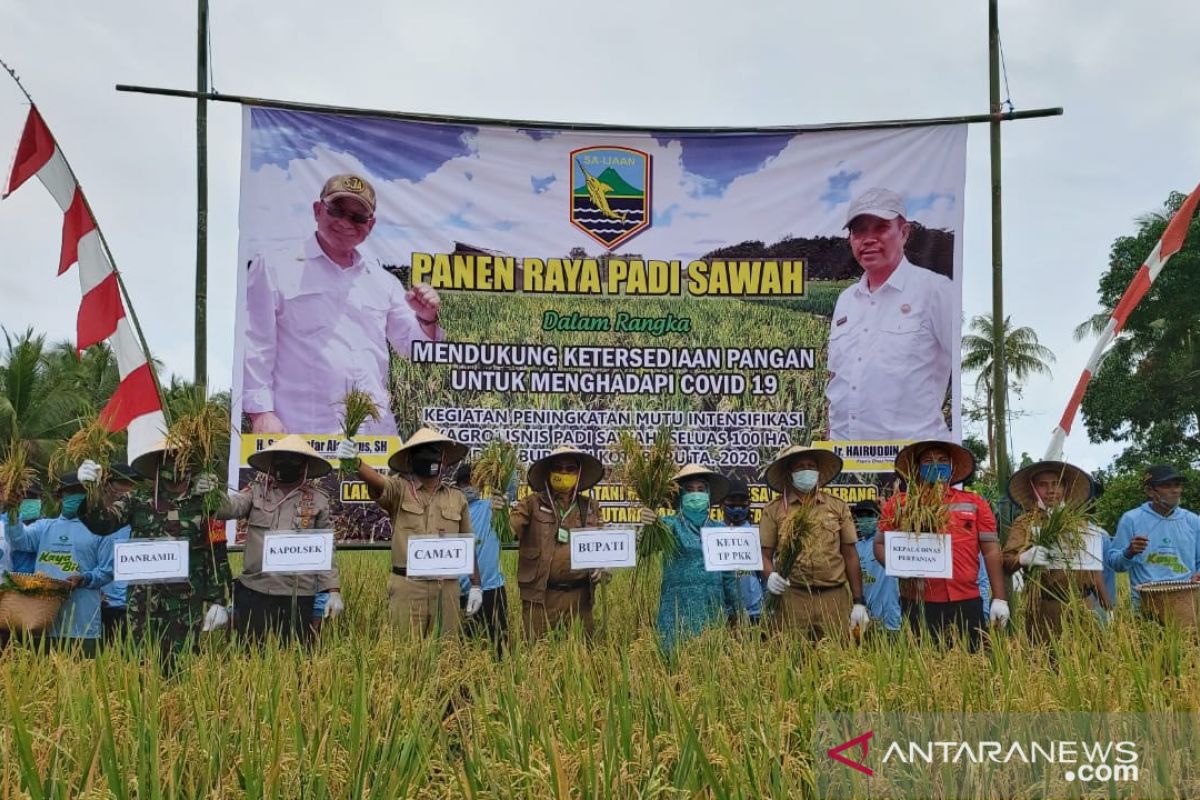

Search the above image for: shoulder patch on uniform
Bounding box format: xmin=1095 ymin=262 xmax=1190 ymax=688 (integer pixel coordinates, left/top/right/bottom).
xmin=836 ymin=316 xmax=848 ymax=327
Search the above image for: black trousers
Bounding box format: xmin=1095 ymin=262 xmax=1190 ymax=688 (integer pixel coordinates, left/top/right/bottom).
xmin=460 ymin=585 xmax=510 ymax=656
xmin=902 ymin=596 xmax=986 ymax=651
xmin=101 ymin=605 xmax=128 ymax=643
xmin=233 ymin=581 xmax=315 ymax=646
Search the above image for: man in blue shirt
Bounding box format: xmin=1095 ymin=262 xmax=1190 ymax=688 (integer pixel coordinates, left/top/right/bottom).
xmin=1106 ymin=464 xmax=1200 ymax=610
xmin=851 ymin=500 xmax=901 ymax=632
xmin=456 ymin=464 xmax=509 ymax=655
xmin=721 ymin=479 xmax=764 ymax=623
xmin=8 ymin=473 xmax=117 ymax=656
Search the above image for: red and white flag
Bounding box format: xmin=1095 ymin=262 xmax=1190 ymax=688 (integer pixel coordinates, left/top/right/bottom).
xmin=5 ymin=105 xmax=166 ymax=459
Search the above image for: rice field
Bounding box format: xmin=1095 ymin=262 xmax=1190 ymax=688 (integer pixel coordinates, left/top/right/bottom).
xmin=2 ymin=551 xmax=1198 ymax=798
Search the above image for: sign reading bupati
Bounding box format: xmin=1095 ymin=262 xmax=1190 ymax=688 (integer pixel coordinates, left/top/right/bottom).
xmin=701 ymin=526 xmax=763 ymax=572
xmin=569 ymin=528 xmax=637 ymax=570
xmin=883 ymin=531 xmax=954 ymax=579
xmin=406 ymin=536 xmax=475 ymax=578
xmin=261 ymin=531 xmax=335 ymax=573
xmin=113 ymin=540 xmax=190 ymax=583
xmin=230 ymin=107 xmax=966 ymax=538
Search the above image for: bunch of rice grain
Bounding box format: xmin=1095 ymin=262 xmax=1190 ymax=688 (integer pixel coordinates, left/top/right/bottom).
xmin=611 ymin=427 xmax=678 ymax=561
xmin=165 ymin=396 xmax=230 ymax=516
xmin=48 ymin=416 xmax=118 ymax=507
xmin=471 ymin=439 xmax=520 ymax=543
xmin=764 ymin=497 xmax=816 ymax=612
xmin=0 ymin=438 xmax=36 ymax=509
xmin=336 ymin=387 xmax=381 ymax=472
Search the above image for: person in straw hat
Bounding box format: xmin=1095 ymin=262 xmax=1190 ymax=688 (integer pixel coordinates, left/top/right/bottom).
xmin=213 ymin=435 xmax=342 ymax=645
xmin=78 ymin=443 xmax=233 ymax=672
xmin=1106 ymin=464 xmax=1200 ymax=613
xmin=758 ymin=445 xmax=868 ymax=638
xmin=1001 ymin=460 xmax=1112 ymax=641
xmin=873 ymin=440 xmax=1008 ymax=650
xmin=338 ymin=427 xmax=480 ymax=636
xmin=637 ymin=464 xmax=741 ymax=657
xmin=511 ymin=445 xmax=606 ymax=639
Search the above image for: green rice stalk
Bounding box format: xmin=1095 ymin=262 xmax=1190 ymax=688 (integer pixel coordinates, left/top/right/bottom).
xmin=764 ymin=497 xmax=816 ymax=612
xmin=610 ymin=427 xmax=678 ymax=562
xmin=1025 ymin=500 xmax=1092 ymax=610
xmin=471 ymin=439 xmax=521 ymax=543
xmin=337 ymin=388 xmax=381 ymax=473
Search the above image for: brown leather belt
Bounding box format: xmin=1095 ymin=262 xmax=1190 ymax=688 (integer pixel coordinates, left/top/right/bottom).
xmin=392 ymin=566 xmax=407 ymax=576
xmin=546 ymin=579 xmax=589 ymax=591
xmin=794 ymin=582 xmax=846 ymax=594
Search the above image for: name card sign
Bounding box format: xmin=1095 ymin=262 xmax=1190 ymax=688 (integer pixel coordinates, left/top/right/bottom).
xmin=883 ymin=531 xmax=954 ymax=579
xmin=113 ymin=539 xmax=190 ymax=583
xmin=406 ymin=536 xmax=475 ymax=577
xmin=262 ymin=530 xmax=335 ymax=573
xmin=1032 ymin=526 xmax=1105 ymax=571
xmin=570 ymin=528 xmax=637 ymax=570
xmin=701 ymin=527 xmax=763 ymax=572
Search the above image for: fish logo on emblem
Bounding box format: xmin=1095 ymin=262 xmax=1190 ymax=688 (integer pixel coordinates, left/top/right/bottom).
xmin=570 ymin=146 xmax=651 ymax=248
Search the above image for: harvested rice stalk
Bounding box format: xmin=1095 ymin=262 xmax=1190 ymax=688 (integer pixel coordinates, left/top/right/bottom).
xmin=764 ymin=496 xmax=816 ymax=612
xmin=48 ymin=416 xmax=118 ymax=507
xmin=0 ymin=571 xmax=71 ymax=597
xmin=165 ymin=395 xmax=231 ymax=517
xmin=890 ymin=473 xmax=950 ymax=535
xmin=610 ymin=427 xmax=678 ymax=562
xmin=471 ymin=439 xmax=520 ymax=543
xmin=0 ymin=439 xmax=36 ymax=510
xmin=337 ymin=387 xmax=381 ymax=472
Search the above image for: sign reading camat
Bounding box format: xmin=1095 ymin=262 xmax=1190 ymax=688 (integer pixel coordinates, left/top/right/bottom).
xmin=113 ymin=540 xmax=190 ymax=583
xmin=883 ymin=531 xmax=954 ymax=579
xmin=262 ymin=530 xmax=335 ymax=573
xmin=570 ymin=528 xmax=637 ymax=570
xmin=701 ymin=526 xmax=763 ymax=572
xmin=406 ymin=536 xmax=475 ymax=578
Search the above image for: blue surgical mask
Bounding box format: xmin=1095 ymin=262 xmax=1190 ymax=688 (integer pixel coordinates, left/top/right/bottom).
xmin=919 ymin=463 xmax=953 ymax=484
xmin=855 ymin=516 xmax=878 ymax=540
xmin=18 ymin=499 xmax=41 ymax=523
xmin=723 ymin=504 xmax=749 ymax=525
xmin=60 ymin=494 xmax=85 ymax=519
xmin=681 ymin=491 xmax=711 ymax=524
xmin=791 ymin=470 xmax=819 ymax=492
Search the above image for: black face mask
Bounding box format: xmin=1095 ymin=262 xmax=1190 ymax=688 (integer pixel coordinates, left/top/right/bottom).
xmin=272 ymin=458 xmax=305 ymax=484
xmin=411 ymin=455 xmax=441 ymax=478
xmin=723 ymin=504 xmax=749 ymax=525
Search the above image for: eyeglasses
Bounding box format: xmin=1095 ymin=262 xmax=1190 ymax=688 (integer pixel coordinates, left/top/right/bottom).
xmin=322 ymin=201 xmax=373 ymax=225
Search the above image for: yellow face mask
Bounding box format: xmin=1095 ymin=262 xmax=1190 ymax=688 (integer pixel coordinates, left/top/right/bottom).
xmin=549 ymin=472 xmax=578 ymax=493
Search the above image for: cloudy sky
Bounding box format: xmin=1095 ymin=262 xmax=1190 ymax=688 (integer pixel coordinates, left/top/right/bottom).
xmin=1 ymin=1 xmax=1197 ymax=472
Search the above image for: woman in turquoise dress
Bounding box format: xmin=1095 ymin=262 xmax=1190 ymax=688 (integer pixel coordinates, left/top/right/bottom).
xmin=642 ymin=464 xmax=741 ymax=657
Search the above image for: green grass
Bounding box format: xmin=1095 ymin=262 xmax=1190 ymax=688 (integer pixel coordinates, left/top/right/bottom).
xmin=1 ymin=552 xmax=1198 ymax=797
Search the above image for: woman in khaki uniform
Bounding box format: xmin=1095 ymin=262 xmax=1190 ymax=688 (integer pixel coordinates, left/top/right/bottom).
xmin=759 ymin=445 xmax=868 ymax=638
xmin=1002 ymin=460 xmax=1111 ymax=642
xmin=340 ymin=428 xmax=481 ymax=637
xmin=511 ymin=446 xmax=606 ymax=639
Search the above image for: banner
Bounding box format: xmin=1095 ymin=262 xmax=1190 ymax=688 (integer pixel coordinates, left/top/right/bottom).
xmin=230 ymin=106 xmax=966 ymax=538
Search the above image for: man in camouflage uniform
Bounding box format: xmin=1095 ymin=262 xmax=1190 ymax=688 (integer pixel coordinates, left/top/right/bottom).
xmin=79 ymin=443 xmax=232 ymax=672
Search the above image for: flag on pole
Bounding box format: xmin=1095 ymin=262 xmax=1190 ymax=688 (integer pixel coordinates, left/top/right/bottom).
xmin=5 ymin=105 xmax=166 ymax=459
xmin=1045 ymin=182 xmax=1200 ymax=461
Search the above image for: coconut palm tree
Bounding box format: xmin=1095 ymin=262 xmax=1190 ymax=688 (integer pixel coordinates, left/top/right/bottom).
xmin=961 ymin=315 xmax=1056 ymax=469
xmin=0 ymin=328 xmax=86 ymax=470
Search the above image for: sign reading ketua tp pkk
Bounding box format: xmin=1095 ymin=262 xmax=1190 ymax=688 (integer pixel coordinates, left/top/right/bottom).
xmin=261 ymin=530 xmax=335 ymax=573
xmin=701 ymin=526 xmax=763 ymax=572
xmin=113 ymin=540 xmax=190 ymax=583
xmin=570 ymin=528 xmax=637 ymax=570
xmin=883 ymin=531 xmax=954 ymax=579
xmin=406 ymin=536 xmax=475 ymax=577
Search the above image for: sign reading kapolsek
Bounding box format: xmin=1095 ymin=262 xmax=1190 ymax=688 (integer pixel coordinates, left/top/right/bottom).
xmin=570 ymin=528 xmax=637 ymax=570
xmin=406 ymin=536 xmax=475 ymax=578
xmin=701 ymin=526 xmax=763 ymax=571
xmin=883 ymin=531 xmax=953 ymax=579
xmin=113 ymin=540 xmax=190 ymax=583
xmin=261 ymin=531 xmax=335 ymax=573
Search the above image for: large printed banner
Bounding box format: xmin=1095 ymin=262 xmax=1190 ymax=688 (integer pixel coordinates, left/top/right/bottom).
xmin=230 ymin=106 xmax=966 ymax=537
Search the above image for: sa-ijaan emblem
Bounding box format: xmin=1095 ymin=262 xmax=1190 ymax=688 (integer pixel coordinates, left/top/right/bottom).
xmin=343 ymin=176 xmax=364 ymax=192
xmin=569 ymin=146 xmax=651 ymax=249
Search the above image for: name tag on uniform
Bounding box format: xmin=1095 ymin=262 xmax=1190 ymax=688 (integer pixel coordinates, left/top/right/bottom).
xmin=262 ymin=530 xmax=335 ymax=573
xmin=700 ymin=526 xmax=762 ymax=572
xmin=883 ymin=531 xmax=953 ymax=579
xmin=406 ymin=535 xmax=475 ymax=577
xmin=114 ymin=539 xmax=190 ymax=583
xmin=570 ymin=528 xmax=637 ymax=570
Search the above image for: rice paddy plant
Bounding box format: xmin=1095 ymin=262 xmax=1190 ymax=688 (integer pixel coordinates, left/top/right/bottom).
xmin=164 ymin=391 xmax=231 ymax=516
xmin=0 ymin=437 xmax=36 ymax=509
xmin=611 ymin=426 xmax=678 ymax=562
xmin=47 ymin=414 xmax=118 ymax=506
xmin=471 ymin=438 xmax=521 ymax=543
xmin=764 ymin=496 xmax=816 ymax=613
xmin=336 ymin=387 xmax=381 ymax=472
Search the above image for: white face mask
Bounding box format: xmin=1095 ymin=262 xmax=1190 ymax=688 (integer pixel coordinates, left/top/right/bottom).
xmin=791 ymin=469 xmax=819 ymax=492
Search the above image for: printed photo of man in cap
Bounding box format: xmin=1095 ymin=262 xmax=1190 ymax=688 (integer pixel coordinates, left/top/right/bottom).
xmin=826 ymin=187 xmax=956 ymax=441
xmin=241 ymin=173 xmax=444 ymax=436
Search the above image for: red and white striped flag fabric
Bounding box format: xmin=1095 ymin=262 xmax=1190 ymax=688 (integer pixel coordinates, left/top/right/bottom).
xmin=5 ymin=105 xmax=166 ymax=459
xmin=1045 ymin=181 xmax=1200 ymax=461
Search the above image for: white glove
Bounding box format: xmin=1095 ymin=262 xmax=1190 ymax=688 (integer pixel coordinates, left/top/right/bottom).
xmin=335 ymin=439 xmax=359 ymax=461
xmin=766 ymin=572 xmax=790 ymax=596
xmin=850 ymin=603 xmax=871 ymax=633
xmin=989 ymin=598 xmax=1010 ymax=626
xmin=78 ymin=460 xmax=102 ymax=483
xmin=192 ymin=473 xmax=219 ymax=495
xmin=591 ymin=568 xmax=613 ymax=585
xmin=323 ymin=592 xmax=344 ymax=618
xmin=201 ymin=603 xmax=230 ymax=632
xmin=465 ymin=586 xmax=483 ymax=616
xmin=1018 ymin=546 xmax=1052 ymax=568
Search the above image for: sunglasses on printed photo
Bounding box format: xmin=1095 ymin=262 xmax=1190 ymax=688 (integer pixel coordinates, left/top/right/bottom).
xmin=322 ymin=201 xmax=373 ymax=225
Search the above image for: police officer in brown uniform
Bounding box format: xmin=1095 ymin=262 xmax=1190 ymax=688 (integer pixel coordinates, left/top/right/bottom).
xmin=219 ymin=435 xmax=342 ymax=644
xmin=1001 ymin=460 xmax=1111 ymax=641
xmin=339 ymin=428 xmax=481 ymax=637
xmin=759 ymin=445 xmax=869 ymax=637
xmin=511 ymin=446 xmax=607 ymax=639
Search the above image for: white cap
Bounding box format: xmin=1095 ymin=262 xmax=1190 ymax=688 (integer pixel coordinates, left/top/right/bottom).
xmin=844 ymin=187 xmax=906 ymax=228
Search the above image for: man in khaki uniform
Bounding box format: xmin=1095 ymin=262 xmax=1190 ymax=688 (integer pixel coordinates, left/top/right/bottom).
xmin=1002 ymin=460 xmax=1111 ymax=641
xmin=759 ymin=445 xmax=869 ymax=638
xmin=219 ymin=435 xmax=341 ymax=645
xmin=340 ymin=428 xmax=480 ymax=636
xmin=511 ymin=446 xmax=606 ymax=639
